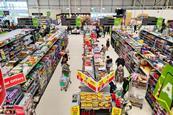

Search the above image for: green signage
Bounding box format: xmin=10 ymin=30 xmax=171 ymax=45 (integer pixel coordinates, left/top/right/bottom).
xmin=154 ymin=64 xmax=173 ymax=112
xmin=0 ymin=11 xmax=4 ymax=17
xmin=156 ymin=17 xmax=163 ymax=29
xmin=32 ymin=18 xmax=39 ymax=27
xmin=76 ymin=17 xmax=81 ymax=27
xmin=114 ymin=18 xmax=122 ymax=26
xmin=47 ymin=11 xmax=51 ymax=17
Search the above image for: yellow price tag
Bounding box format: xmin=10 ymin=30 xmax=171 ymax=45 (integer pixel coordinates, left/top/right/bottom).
xmin=71 ymin=106 xmax=80 ymax=115
xmin=112 ymin=107 xmax=122 ymax=115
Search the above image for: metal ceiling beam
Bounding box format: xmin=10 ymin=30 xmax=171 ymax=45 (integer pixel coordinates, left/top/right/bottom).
xmin=58 ymin=0 xmax=60 ymax=8
xmin=165 ymin=0 xmax=170 ymax=8
xmin=132 ymin=0 xmax=135 ymax=6
xmin=111 ymin=0 xmax=113 ymax=12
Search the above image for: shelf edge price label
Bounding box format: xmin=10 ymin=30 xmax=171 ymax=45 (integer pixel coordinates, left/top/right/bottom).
xmin=112 ymin=107 xmax=122 ymax=115
xmin=71 ymin=106 xmax=80 ymax=115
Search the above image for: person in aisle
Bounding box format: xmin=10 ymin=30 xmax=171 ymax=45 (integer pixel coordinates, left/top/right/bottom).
xmin=62 ymin=61 xmax=72 ymax=84
xmin=115 ymin=65 xmax=124 ymax=83
xmin=95 ymin=25 xmax=101 ymax=38
xmin=106 ymin=56 xmax=113 ymax=73
xmin=122 ymin=76 xmax=131 ymax=98
xmin=115 ymin=55 xmax=125 ymax=67
xmin=106 ymin=38 xmax=110 ymax=50
xmin=109 ymin=80 xmax=117 ymax=93
xmin=100 ymin=44 xmax=107 ymax=56
xmin=61 ymin=53 xmax=69 ymax=66
xmin=103 ymin=26 xmax=106 ymax=38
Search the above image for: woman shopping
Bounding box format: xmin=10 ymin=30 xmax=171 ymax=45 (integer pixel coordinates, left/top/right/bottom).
xmin=115 ymin=64 xmax=124 ymax=83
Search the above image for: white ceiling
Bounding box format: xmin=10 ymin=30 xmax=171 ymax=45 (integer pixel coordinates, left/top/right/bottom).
xmin=4 ymin=0 xmax=173 ymax=13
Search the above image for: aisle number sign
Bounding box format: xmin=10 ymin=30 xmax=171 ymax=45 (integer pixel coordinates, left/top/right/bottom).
xmin=153 ymin=65 xmax=173 ymax=112
xmin=32 ymin=18 xmax=39 ymax=27
xmin=156 ymin=17 xmax=163 ymax=29
xmin=71 ymin=106 xmax=80 ymax=115
xmin=47 ymin=11 xmax=51 ymax=17
xmin=0 ymin=11 xmax=3 ymax=17
xmin=112 ymin=107 xmax=122 ymax=115
xmin=77 ymin=70 xmax=115 ymax=92
xmin=76 ymin=17 xmax=81 ymax=27
xmin=114 ymin=18 xmax=122 ymax=26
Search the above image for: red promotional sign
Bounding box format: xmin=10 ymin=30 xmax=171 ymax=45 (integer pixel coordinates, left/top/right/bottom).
xmin=14 ymin=105 xmax=25 ymax=115
xmin=4 ymin=73 xmax=26 ymax=89
xmin=0 ymin=69 xmax=6 ymax=106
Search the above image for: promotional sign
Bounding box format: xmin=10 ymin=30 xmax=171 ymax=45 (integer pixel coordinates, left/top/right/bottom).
xmin=14 ymin=105 xmax=25 ymax=115
xmin=153 ymin=65 xmax=173 ymax=112
xmin=114 ymin=18 xmax=122 ymax=26
xmin=76 ymin=17 xmax=81 ymax=27
xmin=98 ymin=71 xmax=115 ymax=91
xmin=156 ymin=17 xmax=163 ymax=29
xmin=77 ymin=70 xmax=97 ymax=92
xmin=112 ymin=107 xmax=122 ymax=115
xmin=0 ymin=69 xmax=6 ymax=106
xmin=4 ymin=73 xmax=26 ymax=89
xmin=77 ymin=70 xmax=115 ymax=92
xmin=32 ymin=18 xmax=39 ymax=27
xmin=0 ymin=11 xmax=4 ymax=16
xmin=125 ymin=11 xmax=132 ymax=26
xmin=47 ymin=11 xmax=51 ymax=17
xmin=71 ymin=106 xmax=80 ymax=115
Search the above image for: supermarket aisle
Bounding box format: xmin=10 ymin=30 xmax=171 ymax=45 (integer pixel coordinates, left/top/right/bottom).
xmin=36 ymin=35 xmax=83 ymax=115
xmin=35 ymin=34 xmax=152 ymax=115
xmin=99 ymin=36 xmax=152 ymax=115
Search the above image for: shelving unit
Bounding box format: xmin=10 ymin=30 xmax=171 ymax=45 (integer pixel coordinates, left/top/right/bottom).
xmin=140 ymin=30 xmax=173 ymax=60
xmin=2 ymin=28 xmax=68 ymax=114
xmin=0 ymin=29 xmax=37 ymax=68
xmin=111 ymin=29 xmax=173 ymax=115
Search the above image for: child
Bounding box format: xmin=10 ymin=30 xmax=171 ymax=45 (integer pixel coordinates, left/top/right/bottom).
xmin=115 ymin=65 xmax=124 ymax=83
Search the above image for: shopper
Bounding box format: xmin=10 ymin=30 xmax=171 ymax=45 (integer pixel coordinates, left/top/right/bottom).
xmin=106 ymin=39 xmax=110 ymax=50
xmin=122 ymin=76 xmax=131 ymax=98
xmin=96 ymin=25 xmax=100 ymax=38
xmin=115 ymin=56 xmax=125 ymax=67
xmin=62 ymin=61 xmax=72 ymax=84
xmin=101 ymin=44 xmax=107 ymax=56
xmin=61 ymin=53 xmax=69 ymax=66
xmin=115 ymin=65 xmax=124 ymax=83
xmin=106 ymin=56 xmax=113 ymax=73
xmin=109 ymin=81 xmax=117 ymax=93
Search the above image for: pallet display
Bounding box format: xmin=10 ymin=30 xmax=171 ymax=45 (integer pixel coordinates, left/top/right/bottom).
xmin=71 ymin=31 xmax=129 ymax=115
xmin=0 ymin=28 xmax=68 ymax=114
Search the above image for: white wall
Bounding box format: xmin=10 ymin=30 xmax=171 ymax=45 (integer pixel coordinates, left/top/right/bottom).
xmin=28 ymin=8 xmax=61 ymax=20
xmin=128 ymin=9 xmax=173 ymax=21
